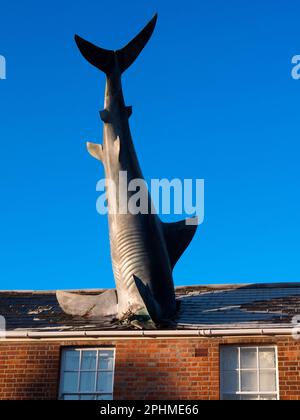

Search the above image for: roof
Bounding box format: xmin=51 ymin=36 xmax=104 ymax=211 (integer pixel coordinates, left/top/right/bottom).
xmin=1 ymin=282 xmax=300 ymax=335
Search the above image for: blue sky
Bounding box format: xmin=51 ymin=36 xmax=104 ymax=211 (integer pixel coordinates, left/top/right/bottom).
xmin=0 ymin=0 xmax=300 ymax=290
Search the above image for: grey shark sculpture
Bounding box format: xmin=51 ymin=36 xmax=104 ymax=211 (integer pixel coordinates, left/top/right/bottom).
xmin=57 ymin=15 xmax=198 ymax=326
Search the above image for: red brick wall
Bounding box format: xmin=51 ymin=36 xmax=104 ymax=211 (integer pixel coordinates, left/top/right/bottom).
xmin=0 ymin=336 xmax=299 ymax=400
xmin=277 ymin=337 xmax=300 ymax=400
xmin=0 ymin=343 xmax=60 ymax=400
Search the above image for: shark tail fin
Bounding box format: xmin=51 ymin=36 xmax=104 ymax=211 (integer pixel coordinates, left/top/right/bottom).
xmin=116 ymin=14 xmax=158 ymax=74
xmin=74 ymin=35 xmax=115 ymax=75
xmin=75 ymin=14 xmax=158 ymax=75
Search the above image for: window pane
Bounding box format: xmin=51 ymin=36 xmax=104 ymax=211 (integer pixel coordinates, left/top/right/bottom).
xmin=259 ymin=395 xmax=277 ymax=400
xmin=64 ymin=350 xmax=80 ymax=371
xmin=60 ymin=348 xmax=115 ymax=401
xmin=241 ymin=395 xmax=259 ymax=400
xmin=79 ymin=372 xmax=96 ymax=392
xmin=221 ymin=347 xmax=238 ymax=370
xmin=62 ymin=372 xmax=78 ymax=393
xmin=81 ymin=351 xmax=97 ymax=371
xmin=259 ymin=370 xmax=276 ymax=392
xmin=241 ymin=370 xmax=258 ymax=392
xmin=80 ymin=395 xmax=96 ymax=400
xmin=222 ymin=370 xmax=238 ymax=393
xmin=99 ymin=351 xmax=114 ymax=371
xmin=97 ymin=371 xmax=113 ymax=393
xmin=64 ymin=394 xmax=79 ymax=400
xmin=97 ymin=394 xmax=113 ymax=400
xmin=240 ymin=348 xmax=257 ymax=369
xmin=220 ymin=346 xmax=278 ymax=401
xmin=222 ymin=394 xmax=240 ymax=401
xmin=259 ymin=348 xmax=276 ymax=369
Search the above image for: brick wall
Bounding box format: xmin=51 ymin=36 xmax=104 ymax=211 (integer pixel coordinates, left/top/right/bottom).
xmin=0 ymin=336 xmax=299 ymax=400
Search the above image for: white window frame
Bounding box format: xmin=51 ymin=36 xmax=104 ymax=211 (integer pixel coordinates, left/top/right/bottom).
xmin=59 ymin=347 xmax=115 ymax=400
xmin=220 ymin=345 xmax=280 ymax=400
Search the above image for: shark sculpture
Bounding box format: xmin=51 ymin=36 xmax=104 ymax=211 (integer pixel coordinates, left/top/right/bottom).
xmin=57 ymin=15 xmax=198 ymax=326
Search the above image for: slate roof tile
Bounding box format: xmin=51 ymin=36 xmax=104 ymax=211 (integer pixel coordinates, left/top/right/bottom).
xmin=0 ymin=283 xmax=299 ymax=331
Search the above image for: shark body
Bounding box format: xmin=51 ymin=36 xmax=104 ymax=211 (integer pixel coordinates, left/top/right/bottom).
xmin=57 ymin=15 xmax=198 ymax=324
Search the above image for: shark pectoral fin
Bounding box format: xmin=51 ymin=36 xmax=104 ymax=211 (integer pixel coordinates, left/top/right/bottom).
xmin=133 ymin=275 xmax=160 ymax=323
xmin=56 ymin=289 xmax=118 ymax=318
xmin=87 ymin=142 xmax=104 ymax=162
xmin=163 ymin=217 xmax=199 ymax=269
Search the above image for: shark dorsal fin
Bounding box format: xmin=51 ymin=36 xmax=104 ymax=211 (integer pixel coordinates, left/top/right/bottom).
xmin=163 ymin=217 xmax=198 ymax=269
xmin=87 ymin=142 xmax=104 ymax=162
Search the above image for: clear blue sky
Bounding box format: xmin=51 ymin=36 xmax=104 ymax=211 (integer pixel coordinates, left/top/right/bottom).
xmin=1 ymin=0 xmax=300 ymax=290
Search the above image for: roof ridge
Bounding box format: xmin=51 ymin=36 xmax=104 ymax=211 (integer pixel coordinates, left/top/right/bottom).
xmin=1 ymin=282 xmax=300 ymax=295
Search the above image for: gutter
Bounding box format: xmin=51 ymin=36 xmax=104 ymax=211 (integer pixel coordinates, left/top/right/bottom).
xmin=1 ymin=327 xmax=295 ymax=340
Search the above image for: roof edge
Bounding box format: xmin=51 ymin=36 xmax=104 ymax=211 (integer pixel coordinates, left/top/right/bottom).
xmin=1 ymin=327 xmax=295 ymax=340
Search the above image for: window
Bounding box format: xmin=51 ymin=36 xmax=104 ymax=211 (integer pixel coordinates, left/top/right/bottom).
xmin=220 ymin=346 xmax=279 ymax=400
xmin=59 ymin=348 xmax=115 ymax=400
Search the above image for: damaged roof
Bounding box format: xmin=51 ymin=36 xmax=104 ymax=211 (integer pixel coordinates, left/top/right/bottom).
xmin=1 ymin=282 xmax=300 ymax=332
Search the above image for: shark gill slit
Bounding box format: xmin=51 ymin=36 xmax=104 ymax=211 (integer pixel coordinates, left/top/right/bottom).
xmin=114 ymin=227 xmax=151 ymax=289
